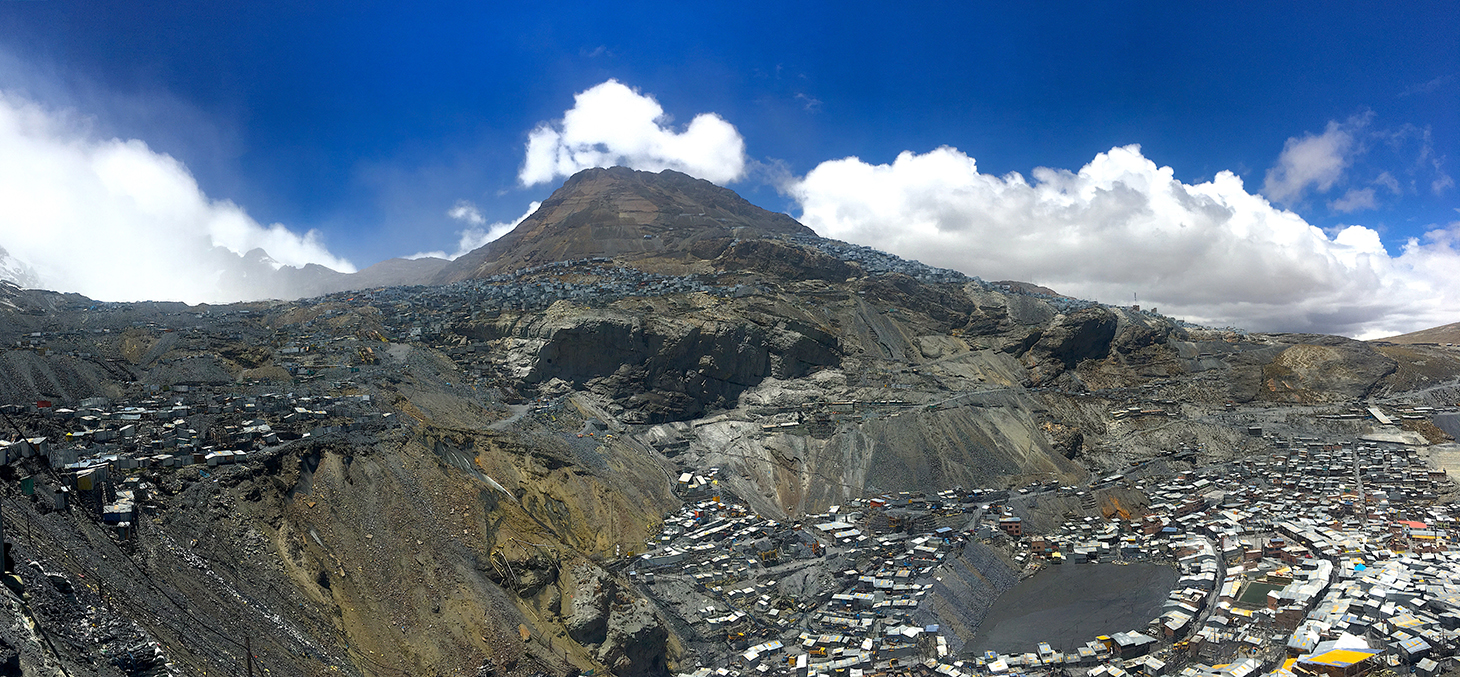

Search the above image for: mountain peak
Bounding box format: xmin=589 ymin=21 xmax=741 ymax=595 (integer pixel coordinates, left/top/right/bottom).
xmin=434 ymin=166 xmax=814 ymax=283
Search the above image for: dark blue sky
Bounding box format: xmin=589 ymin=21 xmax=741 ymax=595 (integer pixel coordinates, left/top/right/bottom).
xmin=0 ymin=1 xmax=1455 ymax=266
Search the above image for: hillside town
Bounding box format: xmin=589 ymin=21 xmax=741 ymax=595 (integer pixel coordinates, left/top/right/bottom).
xmin=1 ymin=263 xmax=1458 ymax=677
xmin=640 ymin=424 xmax=1460 ymax=677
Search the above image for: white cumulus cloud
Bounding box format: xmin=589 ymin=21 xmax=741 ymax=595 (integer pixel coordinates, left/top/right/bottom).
xmin=0 ymin=91 xmax=354 ymax=303
xmin=408 ymin=200 xmax=540 ymax=261
xmin=519 ymin=79 xmax=746 ymax=186
xmin=1262 ymin=116 xmax=1368 ymax=204
xmin=787 ymin=144 xmax=1460 ymax=338
xmin=446 ymin=199 xmax=487 ymax=225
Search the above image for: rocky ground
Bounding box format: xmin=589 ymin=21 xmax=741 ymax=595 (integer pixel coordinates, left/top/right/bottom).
xmin=0 ymin=168 xmax=1457 ymax=675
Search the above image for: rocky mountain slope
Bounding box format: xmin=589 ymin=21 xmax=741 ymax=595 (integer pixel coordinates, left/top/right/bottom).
xmin=434 ymin=167 xmax=812 ymax=283
xmin=1378 ymin=321 xmax=1460 ymax=346
xmin=0 ymin=168 xmax=1456 ymax=675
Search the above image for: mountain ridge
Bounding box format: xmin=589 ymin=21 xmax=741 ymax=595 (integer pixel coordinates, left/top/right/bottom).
xmin=1377 ymin=321 xmax=1460 ymax=346
xmin=432 ymin=166 xmax=814 ymax=283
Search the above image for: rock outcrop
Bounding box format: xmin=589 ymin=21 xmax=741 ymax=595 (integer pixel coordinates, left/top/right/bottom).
xmin=1256 ymin=335 xmax=1398 ymax=402
xmin=596 ymin=598 xmax=669 ymax=677
xmin=858 ymin=273 xmax=975 ymax=329
xmin=777 ymin=568 xmax=839 ymax=606
xmin=460 ymin=304 xmax=840 ymax=422
xmin=565 ymin=563 xmax=614 ymax=645
xmin=712 ymin=239 xmax=855 ymax=282
xmin=562 ymin=563 xmax=670 ymax=675
xmin=1020 ymin=307 xmax=1119 ymax=384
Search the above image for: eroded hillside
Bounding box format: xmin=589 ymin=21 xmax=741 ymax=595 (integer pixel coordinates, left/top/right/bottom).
xmin=0 ymin=168 xmax=1457 ymax=675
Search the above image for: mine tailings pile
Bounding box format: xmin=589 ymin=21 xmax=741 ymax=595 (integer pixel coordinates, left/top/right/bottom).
xmin=911 ymin=542 xmax=1018 ymax=653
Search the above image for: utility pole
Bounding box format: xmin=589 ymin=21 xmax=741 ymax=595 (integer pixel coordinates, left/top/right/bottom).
xmin=245 ymin=636 xmax=255 ymax=676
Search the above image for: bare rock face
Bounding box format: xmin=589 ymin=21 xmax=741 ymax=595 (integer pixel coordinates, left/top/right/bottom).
xmin=1020 ymin=307 xmax=1119 ymax=384
xmin=494 ymin=553 xmax=558 ymax=598
xmin=1256 ymin=335 xmax=1398 ymax=402
xmin=596 ymin=597 xmax=669 ymax=677
xmin=562 ymin=562 xmax=670 ymax=675
xmin=565 ymin=563 xmax=614 ymax=645
xmin=857 ymin=274 xmax=974 ymax=329
xmin=1068 ymin=314 xmax=1193 ymax=384
xmin=1045 ymin=422 xmax=1085 ymax=459
xmin=712 ymin=239 xmax=855 ymax=282
xmin=469 ymin=306 xmax=840 ymax=423
xmin=1111 ymin=317 xmax=1180 ymax=357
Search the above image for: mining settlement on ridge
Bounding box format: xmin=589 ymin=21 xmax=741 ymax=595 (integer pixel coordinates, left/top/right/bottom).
xmin=0 ymin=167 xmax=1458 ymax=677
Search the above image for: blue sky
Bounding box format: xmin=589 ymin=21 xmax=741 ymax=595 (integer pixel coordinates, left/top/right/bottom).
xmin=0 ymin=1 xmax=1456 ymax=336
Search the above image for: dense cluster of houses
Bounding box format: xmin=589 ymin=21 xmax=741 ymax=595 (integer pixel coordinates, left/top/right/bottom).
xmin=0 ymin=387 xmax=399 ymax=538
xmin=639 ymin=470 xmax=1032 ymax=669
xmin=655 ymin=431 xmax=1460 ymax=677
xmin=985 ymin=438 xmax=1460 ymax=677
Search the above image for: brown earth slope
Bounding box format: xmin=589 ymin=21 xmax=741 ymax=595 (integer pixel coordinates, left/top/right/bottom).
xmin=1377 ymin=320 xmax=1460 ymax=345
xmin=434 ymin=167 xmax=813 ymax=282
